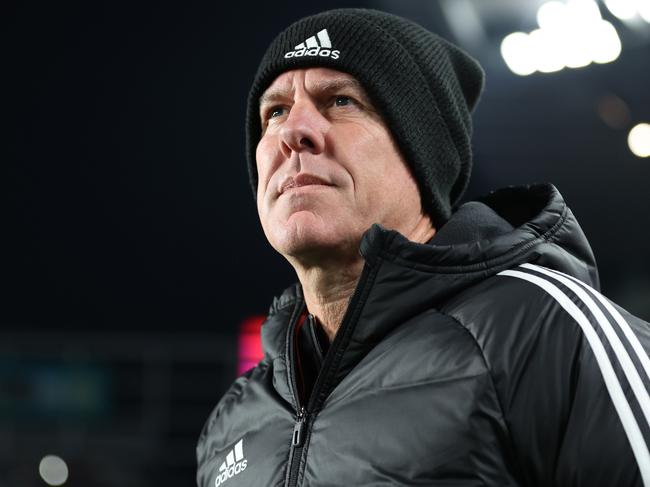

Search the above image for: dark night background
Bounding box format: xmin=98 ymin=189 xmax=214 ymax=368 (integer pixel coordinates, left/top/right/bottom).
xmin=4 ymin=1 xmax=650 ymax=486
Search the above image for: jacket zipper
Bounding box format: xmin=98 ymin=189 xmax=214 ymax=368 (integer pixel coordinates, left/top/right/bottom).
xmin=286 ymin=406 xmax=308 ymax=486
xmin=285 ymin=301 xmax=308 ymax=487
xmin=284 ymin=258 xmax=379 ymax=487
xmin=292 ymin=407 xmax=308 ymax=447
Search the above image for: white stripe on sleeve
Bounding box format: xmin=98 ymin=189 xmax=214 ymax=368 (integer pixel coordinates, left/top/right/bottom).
xmin=521 ymin=263 xmax=650 ymax=429
xmin=499 ymin=269 xmax=650 ymax=486
xmin=530 ymin=264 xmax=650 ymax=385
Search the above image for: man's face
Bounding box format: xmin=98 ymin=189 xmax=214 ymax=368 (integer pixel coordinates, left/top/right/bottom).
xmin=256 ymin=67 xmax=425 ymax=263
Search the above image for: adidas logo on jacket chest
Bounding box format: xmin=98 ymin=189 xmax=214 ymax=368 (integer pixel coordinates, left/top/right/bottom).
xmin=214 ymin=439 xmax=247 ymax=486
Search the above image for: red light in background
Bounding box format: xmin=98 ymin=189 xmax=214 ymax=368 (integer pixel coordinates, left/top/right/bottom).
xmin=238 ymin=316 xmax=265 ymax=375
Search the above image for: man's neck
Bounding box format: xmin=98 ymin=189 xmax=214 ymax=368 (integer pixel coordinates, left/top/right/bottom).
xmin=295 ymin=257 xmax=364 ymax=343
xmin=289 ymin=214 xmax=436 ymax=343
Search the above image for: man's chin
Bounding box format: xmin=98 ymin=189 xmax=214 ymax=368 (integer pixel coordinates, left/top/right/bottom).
xmin=277 ymin=227 xmax=339 ymax=257
xmin=272 ymin=217 xmax=353 ymax=261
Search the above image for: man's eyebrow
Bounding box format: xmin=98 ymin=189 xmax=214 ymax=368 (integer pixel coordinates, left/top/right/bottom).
xmin=259 ymin=78 xmax=367 ymax=108
xmin=258 ymin=89 xmax=288 ymax=108
xmin=315 ymin=78 xmax=365 ymax=97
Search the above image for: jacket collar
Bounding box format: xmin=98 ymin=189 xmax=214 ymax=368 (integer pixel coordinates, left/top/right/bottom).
xmin=260 ymin=183 xmax=599 ymax=405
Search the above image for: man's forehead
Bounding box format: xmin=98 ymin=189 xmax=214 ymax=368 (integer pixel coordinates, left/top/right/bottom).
xmin=259 ymin=68 xmax=364 ymax=105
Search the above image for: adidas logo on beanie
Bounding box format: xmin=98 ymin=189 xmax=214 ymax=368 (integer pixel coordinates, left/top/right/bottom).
xmin=284 ymin=28 xmax=340 ymax=59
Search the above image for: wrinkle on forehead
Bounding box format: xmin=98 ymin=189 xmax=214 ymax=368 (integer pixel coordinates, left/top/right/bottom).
xmin=258 ymin=69 xmax=365 ymax=108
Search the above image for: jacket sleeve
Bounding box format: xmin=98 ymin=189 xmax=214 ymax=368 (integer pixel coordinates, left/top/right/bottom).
xmin=492 ymin=265 xmax=650 ymax=487
xmin=552 ymin=301 xmax=650 ymax=487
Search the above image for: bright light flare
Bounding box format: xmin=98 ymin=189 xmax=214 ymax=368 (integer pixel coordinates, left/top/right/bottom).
xmin=500 ymin=32 xmax=536 ymax=76
xmin=628 ymin=123 xmax=650 ymax=158
xmin=537 ymin=1 xmax=569 ymax=30
xmin=589 ymin=21 xmax=622 ymax=63
xmin=567 ymin=0 xmax=603 ymax=24
xmin=502 ymin=1 xmax=622 ymax=75
xmin=639 ymin=0 xmax=650 ymax=22
xmin=39 ymin=455 xmax=69 ymax=486
xmin=530 ymin=29 xmax=564 ymax=73
xmin=605 ymin=0 xmax=640 ymax=19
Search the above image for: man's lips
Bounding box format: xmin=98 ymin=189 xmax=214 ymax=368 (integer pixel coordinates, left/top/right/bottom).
xmin=279 ymin=173 xmax=334 ymax=195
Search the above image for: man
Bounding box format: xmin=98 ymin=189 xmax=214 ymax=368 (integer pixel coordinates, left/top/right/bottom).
xmin=197 ymin=8 xmax=650 ymax=487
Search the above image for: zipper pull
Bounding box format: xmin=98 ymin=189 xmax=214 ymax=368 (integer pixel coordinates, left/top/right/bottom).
xmin=292 ymin=407 xmax=308 ymax=447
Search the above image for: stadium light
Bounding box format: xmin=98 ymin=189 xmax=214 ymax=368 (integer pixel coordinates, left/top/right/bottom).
xmin=639 ymin=0 xmax=650 ymax=22
xmin=39 ymin=455 xmax=69 ymax=486
xmin=537 ymin=1 xmax=569 ymax=31
xmin=500 ymin=32 xmax=536 ymax=76
xmin=628 ymin=123 xmax=650 ymax=158
xmin=589 ymin=21 xmax=622 ymax=63
xmin=501 ymin=0 xmax=622 ymax=75
xmin=605 ymin=0 xmax=640 ymax=20
xmin=530 ymin=28 xmax=565 ymax=73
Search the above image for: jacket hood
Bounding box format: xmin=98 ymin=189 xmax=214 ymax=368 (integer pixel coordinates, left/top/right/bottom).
xmin=365 ymin=183 xmax=599 ymax=288
xmin=260 ymin=183 xmax=599 ymax=406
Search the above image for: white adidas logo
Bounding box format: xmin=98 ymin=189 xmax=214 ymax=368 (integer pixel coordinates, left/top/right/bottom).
xmin=214 ymin=439 xmax=247 ymax=486
xmin=284 ymin=29 xmax=340 ymax=59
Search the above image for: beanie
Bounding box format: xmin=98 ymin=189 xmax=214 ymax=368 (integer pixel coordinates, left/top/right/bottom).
xmin=245 ymin=8 xmax=485 ymax=226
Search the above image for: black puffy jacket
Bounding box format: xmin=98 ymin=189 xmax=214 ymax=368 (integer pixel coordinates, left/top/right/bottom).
xmin=197 ymin=184 xmax=650 ymax=487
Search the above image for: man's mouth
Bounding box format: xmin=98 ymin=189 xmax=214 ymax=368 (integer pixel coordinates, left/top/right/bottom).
xmin=279 ymin=174 xmax=333 ymax=195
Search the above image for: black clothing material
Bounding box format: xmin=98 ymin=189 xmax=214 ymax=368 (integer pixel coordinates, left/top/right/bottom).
xmin=296 ymin=314 xmax=329 ymax=404
xmin=197 ymin=184 xmax=650 ymax=487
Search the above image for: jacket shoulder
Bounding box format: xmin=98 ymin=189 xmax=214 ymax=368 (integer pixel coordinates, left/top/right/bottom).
xmin=442 ymin=263 xmax=650 ymax=486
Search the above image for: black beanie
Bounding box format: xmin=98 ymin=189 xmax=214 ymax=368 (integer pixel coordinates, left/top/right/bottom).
xmin=246 ymin=8 xmax=485 ymax=226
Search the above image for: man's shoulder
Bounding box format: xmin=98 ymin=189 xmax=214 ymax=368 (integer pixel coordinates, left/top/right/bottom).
xmin=440 ymin=263 xmax=600 ymax=357
xmin=443 ymin=263 xmax=598 ymax=323
xmin=440 ymin=261 xmax=650 ymax=377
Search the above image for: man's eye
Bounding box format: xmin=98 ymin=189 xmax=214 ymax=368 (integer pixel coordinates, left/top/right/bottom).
xmin=334 ymin=95 xmax=353 ymax=107
xmin=268 ymin=106 xmax=286 ymax=119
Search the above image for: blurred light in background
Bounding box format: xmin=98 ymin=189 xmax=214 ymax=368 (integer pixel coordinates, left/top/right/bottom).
xmin=604 ymin=0 xmax=650 ymax=21
xmin=500 ymin=32 xmax=536 ymax=75
xmin=38 ymin=455 xmax=69 ymax=486
xmin=0 ymin=361 xmax=110 ymax=423
xmin=238 ymin=316 xmax=265 ymax=375
xmin=641 ymin=1 xmax=650 ymax=22
xmin=438 ymin=0 xmax=486 ymax=48
xmin=1 ymin=333 xmax=234 ymax=486
xmin=590 ymin=21 xmax=623 ymax=63
xmin=628 ymin=123 xmax=650 ymax=157
xmin=597 ymin=94 xmax=632 ymax=129
xmin=501 ymin=0 xmax=622 ymax=75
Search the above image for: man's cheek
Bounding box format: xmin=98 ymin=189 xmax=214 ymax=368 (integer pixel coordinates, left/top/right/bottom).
xmin=255 ymin=163 xmax=272 ymax=198
xmin=256 ymin=181 xmax=265 ymax=203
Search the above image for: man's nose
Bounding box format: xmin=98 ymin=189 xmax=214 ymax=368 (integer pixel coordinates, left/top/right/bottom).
xmin=279 ymin=101 xmax=327 ymax=158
